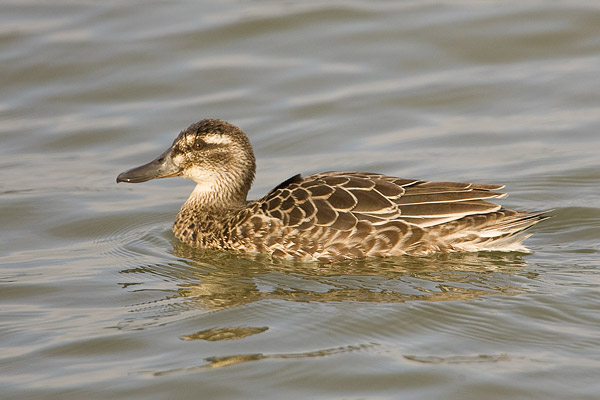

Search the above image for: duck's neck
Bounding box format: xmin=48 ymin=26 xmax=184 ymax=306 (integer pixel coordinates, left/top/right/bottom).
xmin=180 ymin=160 xmax=255 ymax=212
xmin=172 ymin=181 xmax=249 ymax=248
xmin=186 ymin=180 xmax=248 ymax=210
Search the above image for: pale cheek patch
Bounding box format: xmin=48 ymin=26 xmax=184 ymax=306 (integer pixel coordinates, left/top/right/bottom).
xmin=173 ymin=153 xmax=186 ymax=165
xmin=182 ymin=166 xmax=219 ymax=184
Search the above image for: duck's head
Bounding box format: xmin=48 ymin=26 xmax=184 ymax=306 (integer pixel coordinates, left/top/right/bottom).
xmin=117 ymin=119 xmax=256 ymax=207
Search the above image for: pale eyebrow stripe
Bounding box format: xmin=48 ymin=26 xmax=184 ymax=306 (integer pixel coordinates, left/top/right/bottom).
xmin=201 ymin=135 xmax=233 ymax=145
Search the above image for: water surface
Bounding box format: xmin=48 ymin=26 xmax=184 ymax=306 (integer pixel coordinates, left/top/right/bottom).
xmin=1 ymin=1 xmax=600 ymax=399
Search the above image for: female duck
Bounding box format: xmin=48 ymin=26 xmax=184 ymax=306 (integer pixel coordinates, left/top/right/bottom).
xmin=117 ymin=119 xmax=547 ymax=261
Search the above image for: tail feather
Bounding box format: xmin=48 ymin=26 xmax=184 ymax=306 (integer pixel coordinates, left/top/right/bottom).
xmin=427 ymin=209 xmax=551 ymax=253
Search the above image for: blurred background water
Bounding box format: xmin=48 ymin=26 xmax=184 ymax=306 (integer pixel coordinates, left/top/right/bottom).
xmin=1 ymin=1 xmax=599 ymax=399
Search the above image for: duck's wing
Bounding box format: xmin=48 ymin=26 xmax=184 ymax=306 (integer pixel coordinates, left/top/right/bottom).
xmin=241 ymin=172 xmax=548 ymax=260
xmin=256 ymin=171 xmax=507 ymax=230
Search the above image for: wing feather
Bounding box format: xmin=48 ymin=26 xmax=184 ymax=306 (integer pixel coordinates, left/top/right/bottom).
xmin=243 ymin=172 xmax=546 ymax=260
xmin=257 ymin=173 xmax=508 ymax=229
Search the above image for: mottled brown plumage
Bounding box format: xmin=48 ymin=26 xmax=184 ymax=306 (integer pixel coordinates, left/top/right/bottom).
xmin=117 ymin=119 xmax=548 ymax=261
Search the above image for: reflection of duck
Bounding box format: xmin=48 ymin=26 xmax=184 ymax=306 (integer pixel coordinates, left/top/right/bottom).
xmin=168 ymin=242 xmax=533 ymax=310
xmin=117 ymin=119 xmax=548 ymax=261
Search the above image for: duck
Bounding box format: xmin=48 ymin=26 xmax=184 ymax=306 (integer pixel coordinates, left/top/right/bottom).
xmin=117 ymin=119 xmax=548 ymax=261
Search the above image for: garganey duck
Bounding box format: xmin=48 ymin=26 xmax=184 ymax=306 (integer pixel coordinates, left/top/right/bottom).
xmin=117 ymin=119 xmax=548 ymax=261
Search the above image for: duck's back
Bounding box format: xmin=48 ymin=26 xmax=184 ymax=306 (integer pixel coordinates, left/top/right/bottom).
xmin=229 ymin=172 xmax=548 ymax=261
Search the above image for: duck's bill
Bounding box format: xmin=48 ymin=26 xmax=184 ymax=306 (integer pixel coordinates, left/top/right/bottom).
xmin=116 ymin=148 xmax=181 ymax=183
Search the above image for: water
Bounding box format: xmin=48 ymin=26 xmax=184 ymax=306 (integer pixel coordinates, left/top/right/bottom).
xmin=2 ymin=1 xmax=600 ymax=399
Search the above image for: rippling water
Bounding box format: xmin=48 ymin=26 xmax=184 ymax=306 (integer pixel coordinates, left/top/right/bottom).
xmin=2 ymin=1 xmax=600 ymax=399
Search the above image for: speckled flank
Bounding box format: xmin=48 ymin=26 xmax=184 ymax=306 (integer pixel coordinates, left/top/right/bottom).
xmin=121 ymin=119 xmax=549 ymax=261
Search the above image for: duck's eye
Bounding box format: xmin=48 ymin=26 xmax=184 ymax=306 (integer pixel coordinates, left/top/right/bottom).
xmin=193 ymin=139 xmax=205 ymax=150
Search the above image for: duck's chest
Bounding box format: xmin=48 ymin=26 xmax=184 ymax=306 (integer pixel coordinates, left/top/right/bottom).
xmin=172 ymin=207 xmax=239 ymax=249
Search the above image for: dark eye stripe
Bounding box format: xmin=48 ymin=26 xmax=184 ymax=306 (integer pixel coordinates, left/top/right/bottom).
xmin=194 ymin=138 xmax=206 ymax=149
